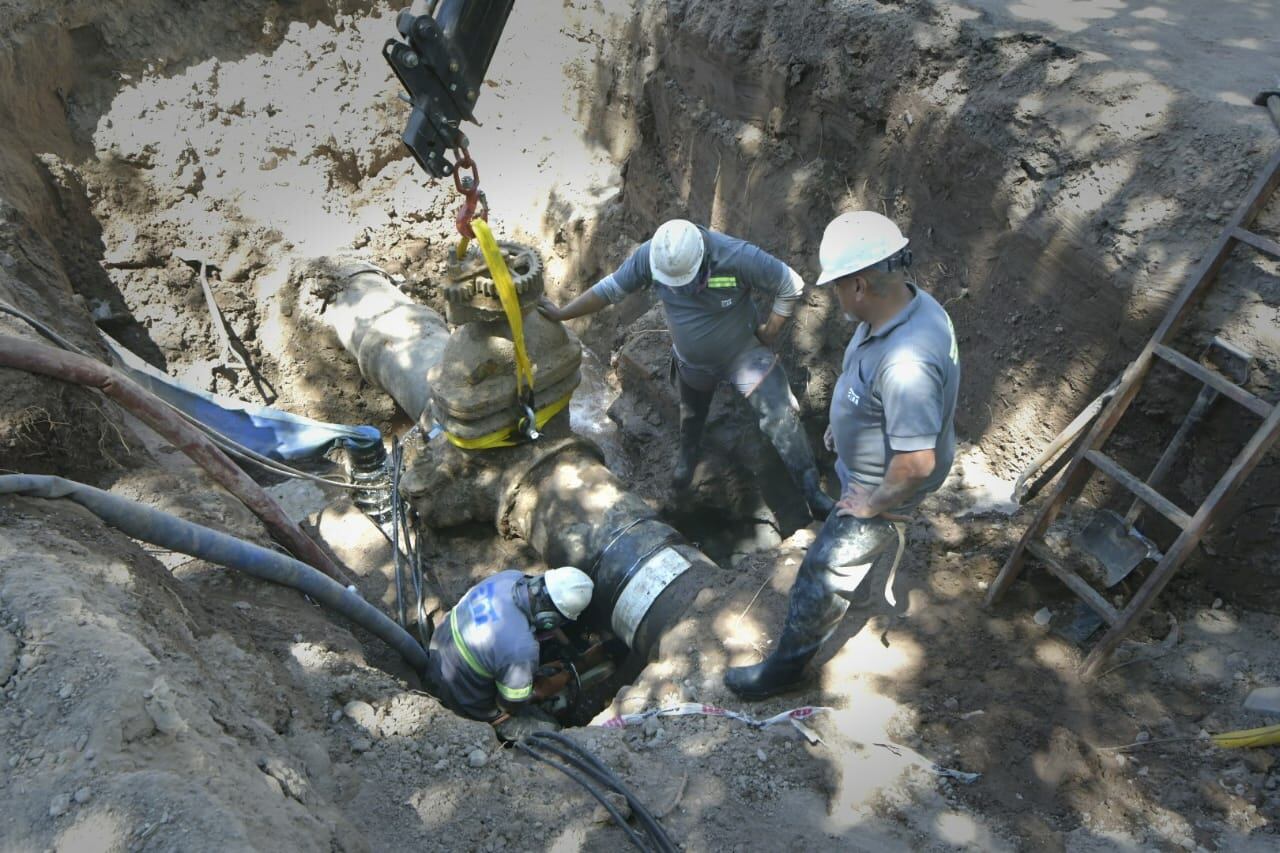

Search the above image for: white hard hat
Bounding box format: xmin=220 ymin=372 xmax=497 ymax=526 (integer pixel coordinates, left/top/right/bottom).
xmin=650 ymin=219 xmax=705 ymax=287
xmin=544 ymin=566 xmax=594 ymax=621
xmin=815 ymin=211 xmax=909 ymax=286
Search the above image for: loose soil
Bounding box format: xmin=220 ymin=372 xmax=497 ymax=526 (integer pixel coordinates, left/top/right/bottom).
xmin=1 ymin=1 xmax=1278 ymax=851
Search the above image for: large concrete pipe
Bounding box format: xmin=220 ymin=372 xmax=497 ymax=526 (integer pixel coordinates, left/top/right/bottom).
xmin=324 ymin=267 xmax=450 ymax=429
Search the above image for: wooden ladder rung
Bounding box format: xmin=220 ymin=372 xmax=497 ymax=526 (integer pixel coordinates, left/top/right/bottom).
xmin=1084 ymin=449 xmax=1193 ymax=529
xmin=1153 ymin=344 xmax=1272 ymax=418
xmin=1232 ymin=226 xmax=1280 ymax=259
xmin=1025 ymin=540 xmax=1121 ymax=626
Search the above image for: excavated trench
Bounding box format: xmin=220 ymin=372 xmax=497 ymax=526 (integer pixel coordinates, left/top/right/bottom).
xmin=3 ymin=0 xmax=1280 ymax=849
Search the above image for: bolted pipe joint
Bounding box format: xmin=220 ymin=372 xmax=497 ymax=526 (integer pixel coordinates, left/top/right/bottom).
xmin=498 ymin=438 xmax=716 ymax=661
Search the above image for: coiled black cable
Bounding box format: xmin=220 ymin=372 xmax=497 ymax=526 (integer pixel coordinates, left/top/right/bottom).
xmin=517 ymin=732 xmax=678 ymax=853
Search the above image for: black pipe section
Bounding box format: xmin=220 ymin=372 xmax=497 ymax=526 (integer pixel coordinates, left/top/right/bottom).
xmin=347 ymin=439 xmax=392 ymax=523
xmin=0 ymin=475 xmax=429 ymax=673
xmin=500 ymin=440 xmax=717 ymax=662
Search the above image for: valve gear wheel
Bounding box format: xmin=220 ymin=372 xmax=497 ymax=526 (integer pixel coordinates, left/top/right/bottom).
xmin=448 ymin=241 xmax=544 ymax=299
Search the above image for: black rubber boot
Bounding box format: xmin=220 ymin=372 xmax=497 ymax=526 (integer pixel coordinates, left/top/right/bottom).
xmin=725 ymin=525 xmax=851 ymax=699
xmin=672 ymin=375 xmax=713 ymax=492
xmin=746 ymin=368 xmax=833 ymax=520
xmin=723 ymin=630 xmax=819 ymax=699
xmin=724 ymin=596 xmax=848 ymax=699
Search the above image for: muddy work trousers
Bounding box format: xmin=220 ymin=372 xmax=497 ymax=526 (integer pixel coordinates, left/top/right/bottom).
xmin=673 ymin=346 xmax=820 ymax=487
xmin=778 ymin=511 xmax=905 ymax=658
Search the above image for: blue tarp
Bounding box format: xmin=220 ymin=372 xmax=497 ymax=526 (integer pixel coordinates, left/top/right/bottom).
xmin=102 ymin=332 xmax=381 ymax=461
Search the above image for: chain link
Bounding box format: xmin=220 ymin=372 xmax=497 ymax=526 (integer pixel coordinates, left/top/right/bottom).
xmin=452 ymin=146 xmax=488 ymax=239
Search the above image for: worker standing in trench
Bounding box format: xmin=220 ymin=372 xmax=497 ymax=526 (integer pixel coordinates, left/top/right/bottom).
xmin=538 ymin=219 xmax=835 ymax=520
xmin=424 ymin=566 xmax=595 ymax=740
xmin=726 ymin=211 xmax=960 ymax=699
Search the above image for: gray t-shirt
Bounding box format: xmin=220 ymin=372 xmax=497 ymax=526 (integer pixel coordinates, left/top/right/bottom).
xmin=830 ymin=284 xmax=960 ymax=511
xmin=427 ymin=569 xmax=538 ymax=718
xmin=590 ymin=227 xmax=802 ymax=372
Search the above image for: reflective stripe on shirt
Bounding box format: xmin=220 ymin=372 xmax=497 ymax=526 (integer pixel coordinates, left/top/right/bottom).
xmin=449 ymin=605 xmax=492 ymax=679
xmin=497 ymin=682 xmax=533 ymax=701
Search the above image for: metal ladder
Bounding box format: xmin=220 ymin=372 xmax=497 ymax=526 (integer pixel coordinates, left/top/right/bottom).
xmin=985 ymin=143 xmax=1280 ymax=679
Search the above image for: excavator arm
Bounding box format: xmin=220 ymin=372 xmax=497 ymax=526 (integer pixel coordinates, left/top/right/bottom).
xmin=383 ymin=0 xmax=515 ymax=179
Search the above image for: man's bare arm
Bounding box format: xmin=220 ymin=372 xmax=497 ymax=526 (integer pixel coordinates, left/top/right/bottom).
xmin=537 ymin=290 xmax=609 ymax=322
xmin=836 ymin=449 xmax=935 ymax=519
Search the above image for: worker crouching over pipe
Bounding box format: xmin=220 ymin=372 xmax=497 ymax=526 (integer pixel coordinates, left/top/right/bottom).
xmin=397 ymin=425 xmax=718 ymax=664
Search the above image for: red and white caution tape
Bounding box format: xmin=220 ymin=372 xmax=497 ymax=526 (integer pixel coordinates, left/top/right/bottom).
xmin=596 ymin=702 xmax=832 ymax=743
xmin=597 ymin=702 xmax=981 ymax=783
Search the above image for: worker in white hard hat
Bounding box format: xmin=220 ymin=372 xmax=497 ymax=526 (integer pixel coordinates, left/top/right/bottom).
xmin=538 ymin=219 xmax=834 ymax=520
xmin=425 ymin=566 xmax=594 ymax=740
xmin=726 ymin=211 xmax=960 ymax=699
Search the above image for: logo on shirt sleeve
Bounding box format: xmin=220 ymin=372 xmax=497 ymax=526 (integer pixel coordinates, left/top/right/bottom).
xmin=846 ymin=387 xmax=861 ymax=406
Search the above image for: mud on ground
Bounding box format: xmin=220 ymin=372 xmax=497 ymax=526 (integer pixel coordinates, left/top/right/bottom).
xmin=1 ymin=0 xmax=1279 ymax=850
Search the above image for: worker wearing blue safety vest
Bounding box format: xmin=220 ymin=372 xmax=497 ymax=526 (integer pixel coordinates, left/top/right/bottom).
xmin=538 ymin=219 xmax=835 ymax=520
xmin=425 ymin=566 xmax=594 ymax=740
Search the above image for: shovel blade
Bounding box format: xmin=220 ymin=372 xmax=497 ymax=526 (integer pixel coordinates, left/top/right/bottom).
xmin=1076 ymin=509 xmax=1149 ymax=586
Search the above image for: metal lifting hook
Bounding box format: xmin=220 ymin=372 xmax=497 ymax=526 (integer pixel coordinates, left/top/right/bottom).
xmin=519 ymin=402 xmax=541 ymax=441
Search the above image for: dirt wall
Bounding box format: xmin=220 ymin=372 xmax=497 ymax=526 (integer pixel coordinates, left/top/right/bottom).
xmin=551 ymin=0 xmax=1280 ymax=603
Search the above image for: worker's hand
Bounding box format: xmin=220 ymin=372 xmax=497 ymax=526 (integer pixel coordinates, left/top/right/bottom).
xmin=823 ymin=423 xmax=835 ymax=452
xmin=836 ymin=483 xmax=912 ymax=522
xmin=835 ymin=483 xmax=879 ymax=519
xmin=493 ymin=707 xmax=561 ymax=742
xmin=755 ymin=322 xmax=777 ymax=347
xmin=537 ymin=296 xmax=565 ymax=322
xmin=756 ymin=313 xmax=788 ymax=348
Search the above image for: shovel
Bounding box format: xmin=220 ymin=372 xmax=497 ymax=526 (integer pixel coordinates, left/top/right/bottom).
xmin=1077 ymin=337 xmax=1253 ymax=587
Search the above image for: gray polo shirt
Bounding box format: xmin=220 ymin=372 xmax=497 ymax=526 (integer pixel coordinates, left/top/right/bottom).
xmin=830 ymin=284 xmax=960 ymax=511
xmin=426 ymin=569 xmax=538 ymax=718
xmin=589 ymin=227 xmax=802 ymax=372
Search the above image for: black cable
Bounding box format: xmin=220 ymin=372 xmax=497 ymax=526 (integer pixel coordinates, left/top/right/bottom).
xmin=390 ymin=437 xmax=408 ymax=628
xmin=530 ymin=738 xmax=666 ymax=844
xmin=0 ymin=301 xmax=88 ymax=354
xmin=413 ymin=543 xmax=433 ymax=648
xmin=385 ymin=426 xmax=435 ymax=649
xmin=515 ymin=740 xmax=651 ymax=852
xmin=527 ymin=733 xmax=677 ymax=852
xmin=528 ymin=732 xmax=677 ymax=853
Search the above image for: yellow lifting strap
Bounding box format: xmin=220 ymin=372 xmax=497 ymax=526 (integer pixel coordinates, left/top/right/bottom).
xmin=471 ymin=219 xmax=535 ymax=394
xmin=443 ymin=219 xmax=569 ymax=450
xmin=1211 ymin=723 xmax=1280 ymax=749
xmin=444 ymin=392 xmax=572 ymax=451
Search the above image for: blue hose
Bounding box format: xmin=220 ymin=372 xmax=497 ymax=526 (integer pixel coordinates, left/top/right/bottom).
xmin=0 ymin=475 xmax=428 ymax=673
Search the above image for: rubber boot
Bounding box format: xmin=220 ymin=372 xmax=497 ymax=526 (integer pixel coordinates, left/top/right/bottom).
xmin=724 ymin=594 xmax=848 ymax=700
xmin=746 ymin=368 xmax=833 ymax=520
xmin=672 ymin=376 xmax=713 ymax=492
